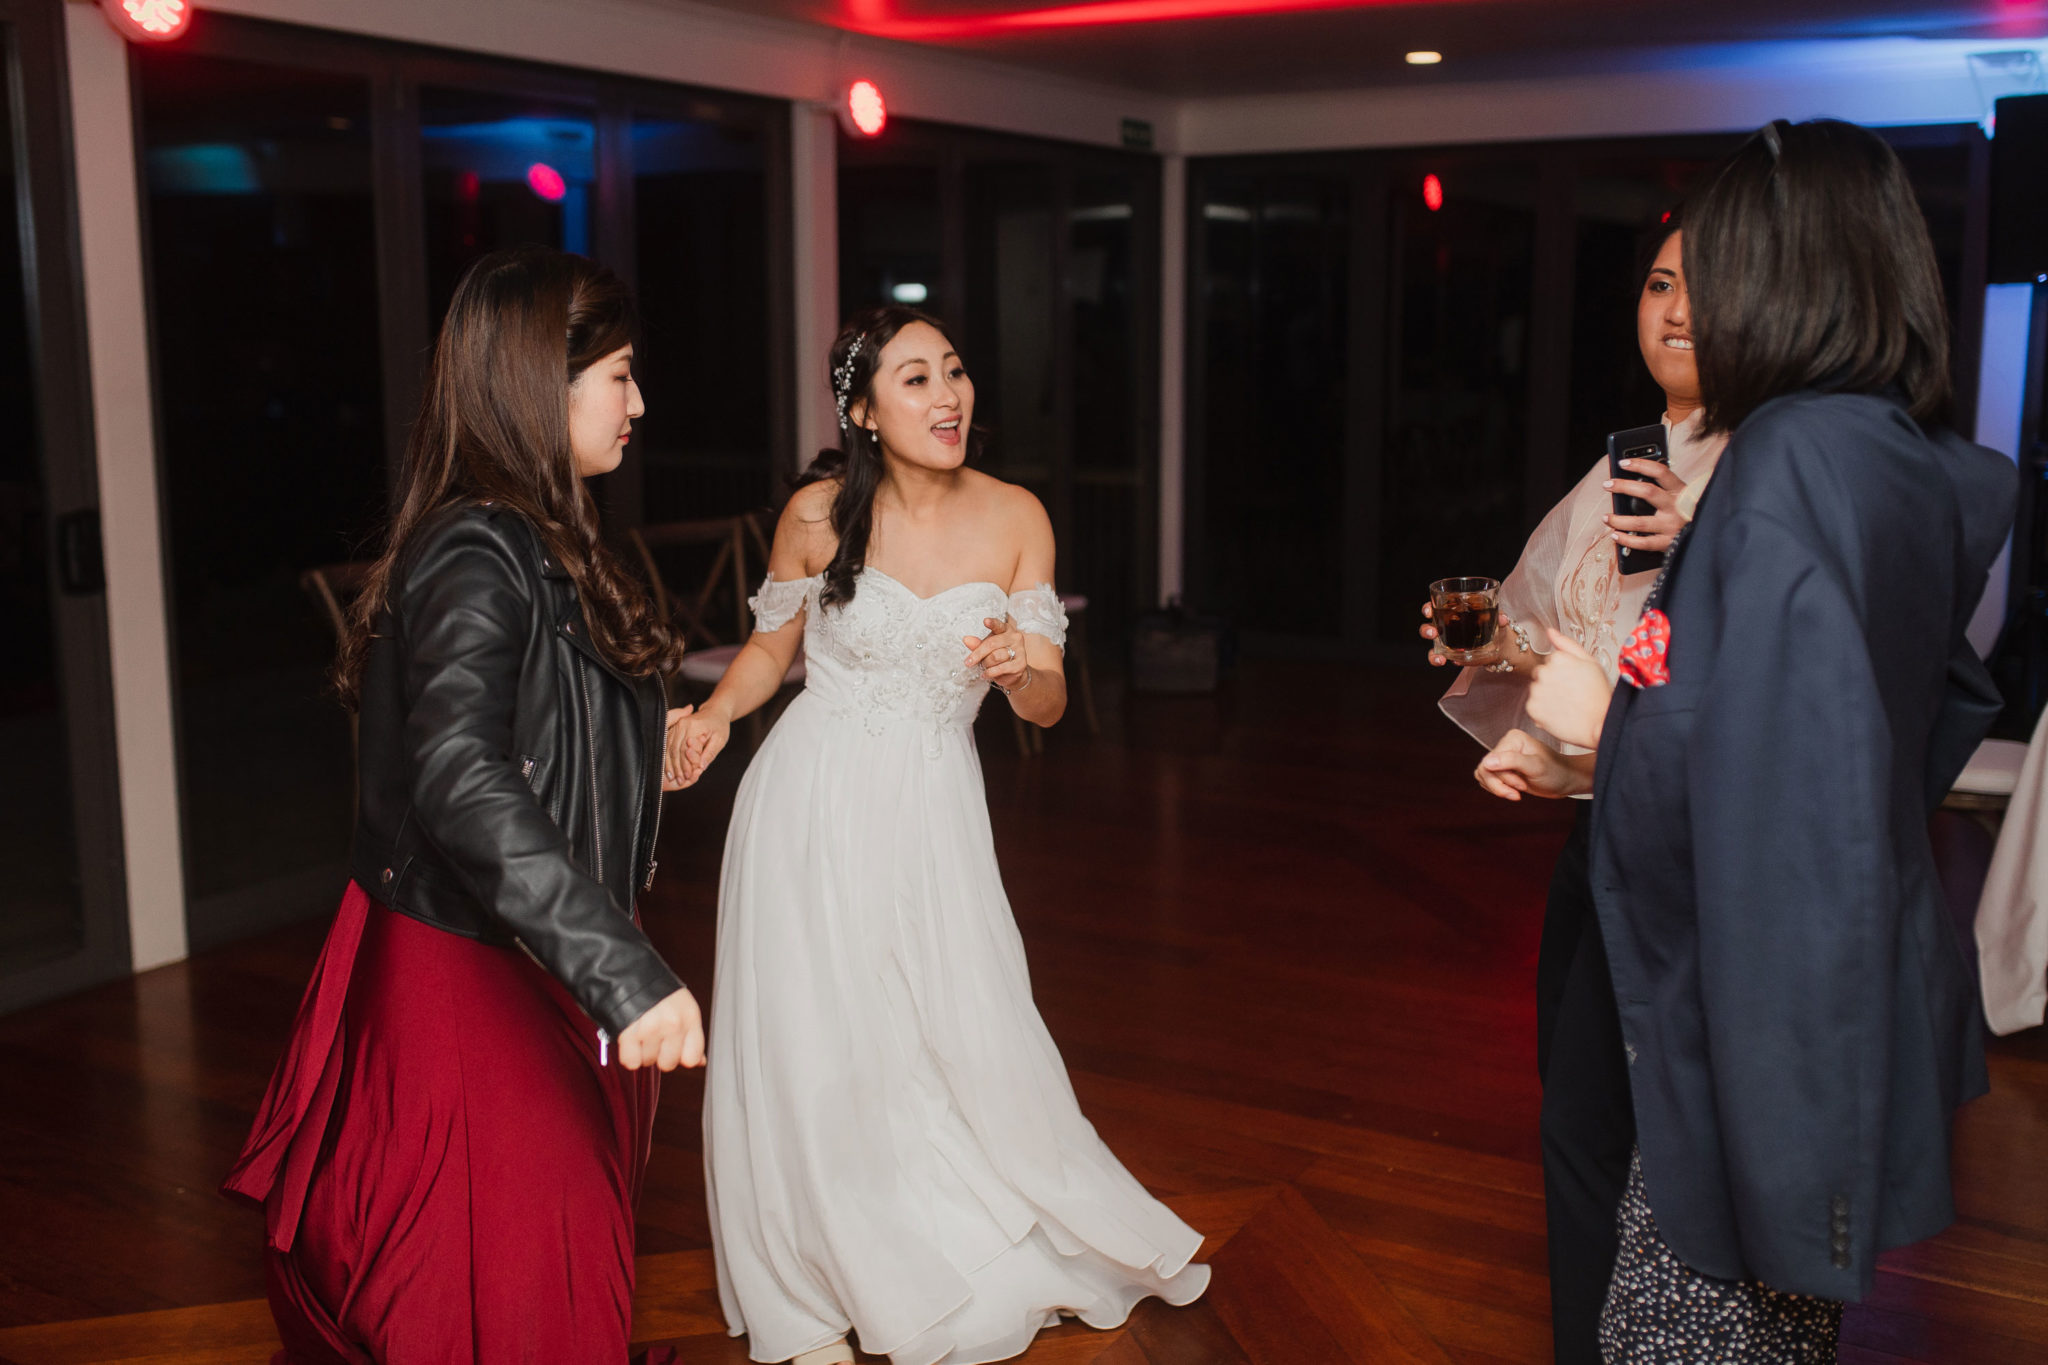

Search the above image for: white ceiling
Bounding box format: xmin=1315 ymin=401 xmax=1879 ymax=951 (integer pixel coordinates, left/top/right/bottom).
xmin=681 ymin=1 xmax=2048 ymax=96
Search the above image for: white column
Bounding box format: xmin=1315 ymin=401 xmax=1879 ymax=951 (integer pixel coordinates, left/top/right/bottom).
xmin=1969 ymin=282 xmax=2038 ymax=657
xmin=1157 ymin=152 xmax=1186 ymax=605
xmin=66 ymin=7 xmax=189 ymax=971
xmin=790 ymin=104 xmax=840 ymax=474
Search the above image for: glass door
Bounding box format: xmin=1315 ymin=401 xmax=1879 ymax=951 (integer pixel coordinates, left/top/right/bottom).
xmin=1187 ymin=166 xmax=1353 ymax=643
xmin=628 ymin=103 xmax=777 ymax=522
xmin=135 ymin=45 xmax=384 ymax=949
xmin=1376 ymin=157 xmax=1538 ymax=644
xmin=0 ymin=0 xmax=130 ymax=1010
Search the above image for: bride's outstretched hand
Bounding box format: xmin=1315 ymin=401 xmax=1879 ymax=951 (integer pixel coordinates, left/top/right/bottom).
xmin=966 ymin=616 xmax=1030 ymax=692
xmin=663 ymin=705 xmax=729 ymax=790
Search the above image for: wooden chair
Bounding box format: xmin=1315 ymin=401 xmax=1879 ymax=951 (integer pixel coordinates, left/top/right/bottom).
xmin=301 ymin=561 xmax=374 ymax=647
xmin=299 ymin=561 xmax=375 ymax=782
xmin=1009 ymin=590 xmax=1100 ymax=756
xmin=628 ymin=512 xmax=805 ymax=744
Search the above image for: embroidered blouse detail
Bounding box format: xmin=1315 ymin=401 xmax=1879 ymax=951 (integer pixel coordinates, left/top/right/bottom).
xmin=1438 ymin=409 xmax=1727 ymax=753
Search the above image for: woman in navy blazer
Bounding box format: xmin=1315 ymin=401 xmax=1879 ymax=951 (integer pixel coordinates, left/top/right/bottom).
xmin=1479 ymin=119 xmax=2016 ymax=1360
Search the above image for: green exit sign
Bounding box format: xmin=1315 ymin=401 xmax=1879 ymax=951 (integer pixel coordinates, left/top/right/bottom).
xmin=1120 ymin=118 xmax=1154 ymax=151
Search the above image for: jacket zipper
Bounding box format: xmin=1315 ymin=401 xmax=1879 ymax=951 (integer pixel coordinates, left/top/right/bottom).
xmin=577 ymin=658 xmax=605 ymax=886
xmin=641 ymin=699 xmax=663 ymax=893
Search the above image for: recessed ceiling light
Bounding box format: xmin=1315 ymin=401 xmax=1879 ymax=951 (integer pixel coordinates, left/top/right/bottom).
xmin=1406 ymin=51 xmax=1443 ymax=66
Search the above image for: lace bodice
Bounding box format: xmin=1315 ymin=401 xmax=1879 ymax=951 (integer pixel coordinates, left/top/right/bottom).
xmin=750 ymin=569 xmax=1066 ymax=747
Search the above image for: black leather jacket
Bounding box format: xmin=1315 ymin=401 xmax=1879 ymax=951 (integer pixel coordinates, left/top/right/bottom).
xmin=348 ymin=503 xmax=683 ymax=1037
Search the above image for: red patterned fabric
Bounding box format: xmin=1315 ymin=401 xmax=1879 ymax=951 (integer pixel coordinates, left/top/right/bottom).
xmin=1619 ymin=609 xmax=1672 ymax=689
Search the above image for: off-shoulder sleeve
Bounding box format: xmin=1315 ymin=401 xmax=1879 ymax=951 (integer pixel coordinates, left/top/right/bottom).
xmin=749 ymin=575 xmax=816 ymax=634
xmin=1008 ymin=584 xmax=1068 ymax=649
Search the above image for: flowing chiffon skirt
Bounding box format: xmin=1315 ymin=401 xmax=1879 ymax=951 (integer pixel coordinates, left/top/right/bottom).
xmin=703 ymin=694 xmax=1209 ymax=1365
xmin=224 ymin=883 xmax=658 ymax=1364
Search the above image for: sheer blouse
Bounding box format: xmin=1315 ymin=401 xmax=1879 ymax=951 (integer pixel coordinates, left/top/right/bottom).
xmin=1439 ymin=410 xmax=1726 ymax=754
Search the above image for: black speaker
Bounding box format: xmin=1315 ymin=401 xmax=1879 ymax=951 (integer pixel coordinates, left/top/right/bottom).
xmin=1990 ymin=94 xmax=2048 ymax=285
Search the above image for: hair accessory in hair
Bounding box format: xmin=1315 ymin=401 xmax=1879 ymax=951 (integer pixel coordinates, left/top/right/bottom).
xmin=832 ymin=331 xmax=868 ymax=430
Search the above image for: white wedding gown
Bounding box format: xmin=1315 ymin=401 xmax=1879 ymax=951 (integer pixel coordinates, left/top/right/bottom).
xmin=703 ymin=569 xmax=1209 ymax=1365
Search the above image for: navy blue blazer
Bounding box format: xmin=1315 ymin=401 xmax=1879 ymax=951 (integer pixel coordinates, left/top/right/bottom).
xmin=1589 ymin=390 xmax=2016 ymax=1302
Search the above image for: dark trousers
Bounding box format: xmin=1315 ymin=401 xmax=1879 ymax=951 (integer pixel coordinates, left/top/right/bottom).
xmin=1537 ymin=803 xmax=1637 ymax=1365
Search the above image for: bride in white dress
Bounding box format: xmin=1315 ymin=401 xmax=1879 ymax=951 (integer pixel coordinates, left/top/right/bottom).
xmin=668 ymin=308 xmax=1209 ymax=1365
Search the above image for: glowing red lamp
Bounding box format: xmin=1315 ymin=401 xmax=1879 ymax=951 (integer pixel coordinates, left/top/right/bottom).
xmin=844 ymin=80 xmax=888 ymax=139
xmin=1422 ymin=173 xmax=1445 ymax=212
xmin=526 ymin=163 xmax=568 ymax=203
xmin=99 ymin=0 xmax=191 ymax=43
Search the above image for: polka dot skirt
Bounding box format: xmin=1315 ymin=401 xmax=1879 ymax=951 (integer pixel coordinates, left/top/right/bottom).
xmin=1599 ymin=1149 xmax=1844 ymax=1364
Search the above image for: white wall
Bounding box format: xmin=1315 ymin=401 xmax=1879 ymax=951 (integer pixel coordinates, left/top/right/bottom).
xmin=65 ymin=4 xmax=189 ymax=972
xmin=790 ymin=105 xmax=841 ymax=473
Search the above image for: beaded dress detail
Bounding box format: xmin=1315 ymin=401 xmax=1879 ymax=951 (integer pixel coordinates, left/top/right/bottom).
xmin=703 ymin=569 xmax=1208 ymax=1365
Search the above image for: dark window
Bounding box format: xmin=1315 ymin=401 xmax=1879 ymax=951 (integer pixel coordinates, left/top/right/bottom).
xmin=838 ymin=163 xmax=945 ymax=323
xmin=837 ymin=125 xmax=1160 ymax=641
xmin=1378 ymin=160 xmax=1536 ymax=641
xmin=1188 ymin=128 xmax=1987 ymax=655
xmin=964 ymin=161 xmax=1058 ymax=493
xmin=420 ymin=87 xmax=598 ymax=326
xmin=127 ymin=16 xmax=787 ymax=948
xmin=1195 ymin=172 xmax=1351 ymax=642
xmin=137 ymin=50 xmax=383 ymax=946
xmin=1069 ymin=171 xmax=1149 ymax=647
xmin=0 ymin=27 xmax=82 ymax=970
xmin=633 ymin=111 xmax=773 ymax=521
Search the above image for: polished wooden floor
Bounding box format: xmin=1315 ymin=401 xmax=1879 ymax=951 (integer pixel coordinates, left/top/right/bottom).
xmin=1 ymin=661 xmax=2044 ymax=1363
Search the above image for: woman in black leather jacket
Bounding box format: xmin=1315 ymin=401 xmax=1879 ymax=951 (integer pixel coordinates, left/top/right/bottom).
xmin=225 ymin=248 xmax=703 ymax=1362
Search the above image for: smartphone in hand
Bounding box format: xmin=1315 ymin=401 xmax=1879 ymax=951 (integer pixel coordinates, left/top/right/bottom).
xmin=1606 ymin=422 xmax=1671 ymax=575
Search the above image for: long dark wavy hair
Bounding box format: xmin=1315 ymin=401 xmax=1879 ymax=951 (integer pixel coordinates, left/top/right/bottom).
xmin=334 ymin=248 xmax=683 ymax=707
xmin=797 ymin=306 xmax=985 ymax=609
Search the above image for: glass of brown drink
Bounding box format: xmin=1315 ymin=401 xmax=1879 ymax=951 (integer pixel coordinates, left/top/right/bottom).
xmin=1429 ymin=577 xmax=1501 ymax=665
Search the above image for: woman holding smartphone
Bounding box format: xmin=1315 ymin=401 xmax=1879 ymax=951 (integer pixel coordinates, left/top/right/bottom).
xmin=1419 ymin=212 xmax=1727 ymax=1365
xmin=1480 ymin=119 xmax=2014 ymax=1362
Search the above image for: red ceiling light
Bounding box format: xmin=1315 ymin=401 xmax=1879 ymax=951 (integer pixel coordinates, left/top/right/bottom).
xmin=527 ymin=163 xmax=568 ymax=202
xmin=843 ymin=79 xmax=888 ymax=138
xmin=847 ymin=0 xmax=1434 ymax=41
xmin=99 ymin=0 xmax=191 ymax=42
xmin=1422 ymin=173 xmax=1445 ymax=212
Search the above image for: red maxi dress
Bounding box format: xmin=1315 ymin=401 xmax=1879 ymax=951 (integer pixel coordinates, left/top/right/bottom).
xmin=223 ymin=881 xmax=659 ymax=1363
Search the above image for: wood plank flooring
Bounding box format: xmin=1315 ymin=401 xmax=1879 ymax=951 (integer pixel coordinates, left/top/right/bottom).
xmin=1 ymin=661 xmax=2043 ymax=1362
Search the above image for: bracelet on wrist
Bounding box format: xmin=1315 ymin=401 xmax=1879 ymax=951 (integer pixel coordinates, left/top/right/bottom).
xmin=996 ymin=666 xmax=1035 ymax=698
